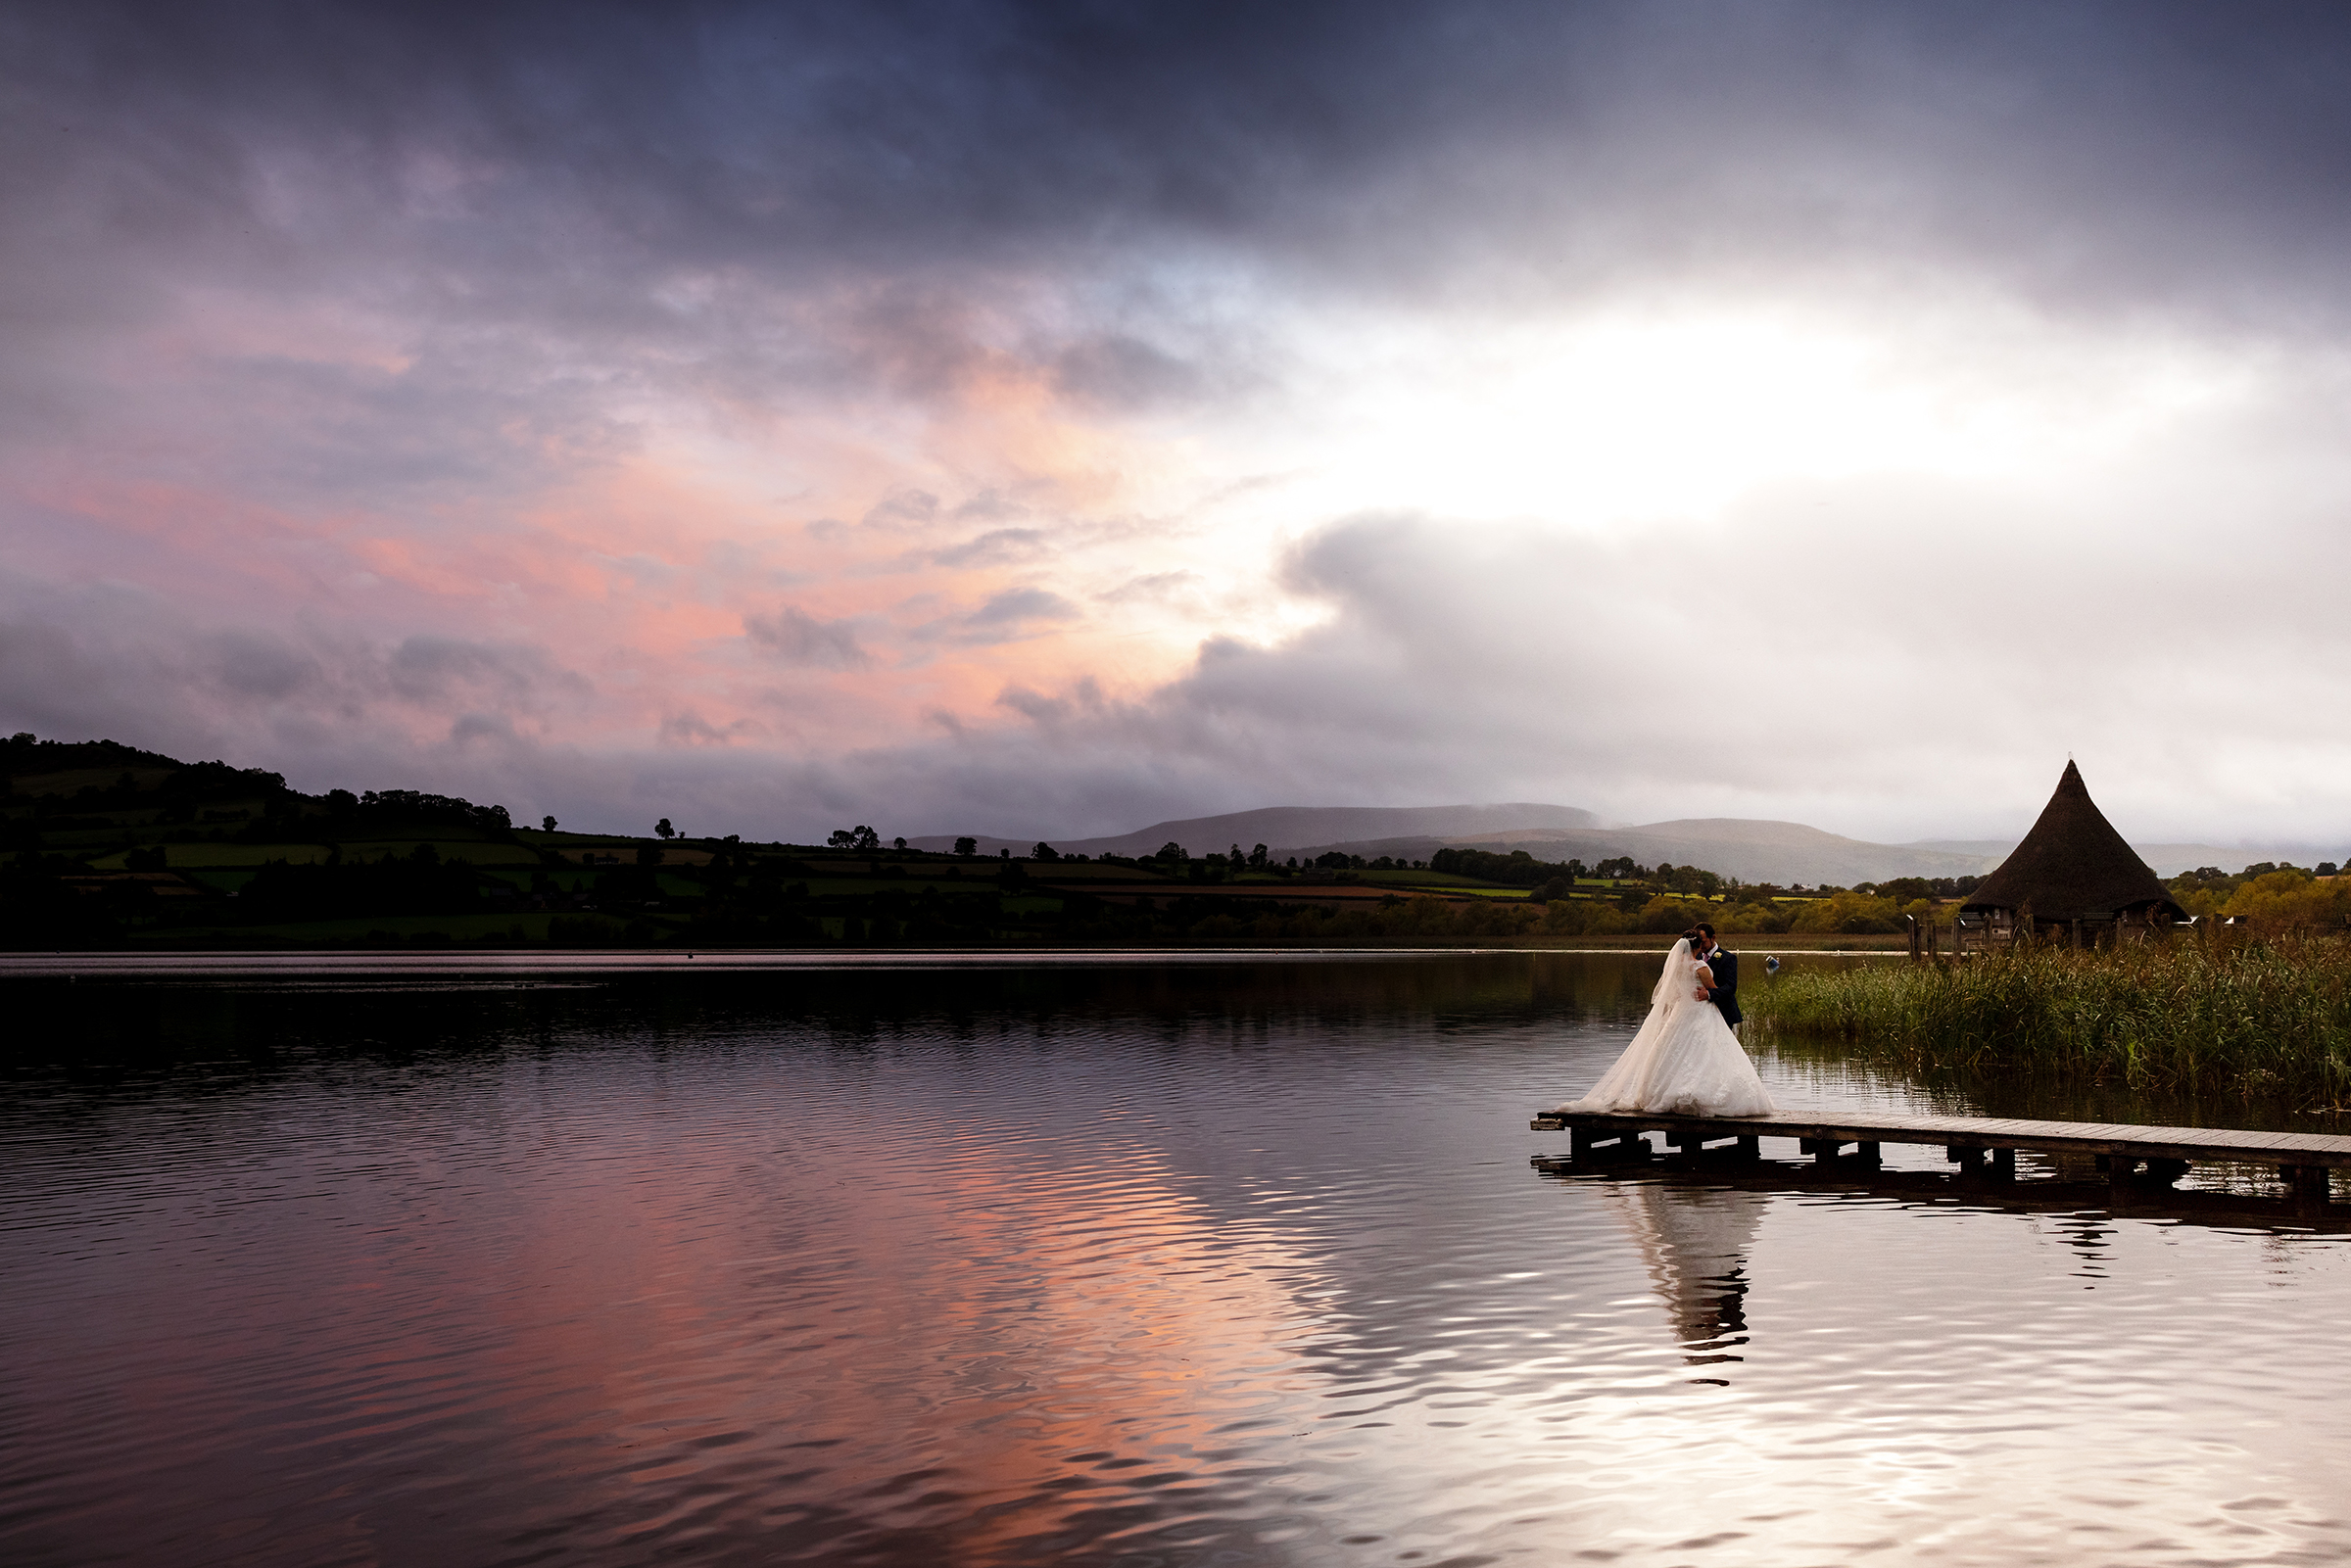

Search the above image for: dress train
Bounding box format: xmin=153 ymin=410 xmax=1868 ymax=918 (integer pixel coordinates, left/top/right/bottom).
xmin=1562 ymin=937 xmax=1774 ymax=1117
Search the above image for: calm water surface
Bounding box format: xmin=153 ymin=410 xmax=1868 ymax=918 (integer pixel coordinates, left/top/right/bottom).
xmin=5 ymin=951 xmax=2349 ymax=1567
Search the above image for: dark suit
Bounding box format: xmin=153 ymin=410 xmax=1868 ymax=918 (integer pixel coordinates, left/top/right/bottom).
xmin=1699 ymin=945 xmax=1742 ymax=1026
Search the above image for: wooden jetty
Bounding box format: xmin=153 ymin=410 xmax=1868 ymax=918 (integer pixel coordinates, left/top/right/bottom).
xmin=1530 ymin=1106 xmax=2351 ymax=1208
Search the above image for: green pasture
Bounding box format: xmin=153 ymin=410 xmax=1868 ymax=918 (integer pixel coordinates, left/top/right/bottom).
xmin=86 ymin=840 xmax=544 ymax=870
xmin=26 ymin=827 xmax=155 ymax=849
xmin=88 ymin=842 xmax=327 ymax=869
xmin=789 ymin=872 xmax=1048 ymax=895
xmin=532 ymin=871 xmax=703 ymax=903
xmin=180 ymin=868 xmax=257 ymax=893
xmin=784 ymin=876 xmax=927 ymax=896
xmin=554 ymin=846 xmax=716 ymax=867
xmin=340 ymin=840 xmax=547 ymax=866
xmin=143 ymin=913 xmax=567 ymax=945
xmin=1415 ymin=884 xmax=1532 ymax=900
xmin=479 ymin=866 xmax=605 ymax=893
xmin=1361 ymin=868 xmax=1481 ymax=887
xmin=998 ymin=895 xmax=1065 ymax=915
xmin=9 ymin=766 xmax=181 ymax=796
xmin=6 ymin=806 xmax=171 ymax=830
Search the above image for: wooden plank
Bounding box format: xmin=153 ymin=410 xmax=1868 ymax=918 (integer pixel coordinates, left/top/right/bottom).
xmin=1532 ymin=1104 xmax=2351 ymax=1168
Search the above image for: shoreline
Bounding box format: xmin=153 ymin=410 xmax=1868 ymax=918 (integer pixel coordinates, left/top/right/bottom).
xmin=0 ymin=940 xmax=1911 ymax=974
xmin=0 ymin=930 xmax=1913 ymax=958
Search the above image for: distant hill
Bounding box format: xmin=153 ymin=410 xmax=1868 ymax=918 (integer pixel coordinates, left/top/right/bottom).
xmin=1906 ymin=837 xmax=2345 ymax=879
xmin=912 ymin=804 xmax=1991 ymax=883
xmin=1283 ymin=819 xmax=1996 ymax=885
xmin=920 ymin=804 xmax=2347 ymax=886
xmin=907 ymin=803 xmax=1600 ymax=861
xmin=2 ymin=733 xmax=195 ymax=790
xmin=2109 ymin=842 xmax=2344 ymax=878
xmin=2 ymin=732 xmax=514 ymax=845
xmin=19 ymin=724 xmax=2339 ymax=888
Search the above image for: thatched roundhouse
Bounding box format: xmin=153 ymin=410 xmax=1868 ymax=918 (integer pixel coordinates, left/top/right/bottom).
xmin=1959 ymin=761 xmax=2186 ymax=948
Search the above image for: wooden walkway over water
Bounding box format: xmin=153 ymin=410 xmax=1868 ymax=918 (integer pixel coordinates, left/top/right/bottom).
xmin=1529 ymin=1105 xmax=2351 ymax=1207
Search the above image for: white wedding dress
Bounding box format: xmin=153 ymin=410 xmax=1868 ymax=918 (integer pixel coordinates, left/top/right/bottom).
xmin=1561 ymin=938 xmax=1775 ymax=1117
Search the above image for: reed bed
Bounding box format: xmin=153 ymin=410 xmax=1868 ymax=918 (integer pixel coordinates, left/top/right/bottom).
xmin=1748 ymin=936 xmax=2351 ymax=1103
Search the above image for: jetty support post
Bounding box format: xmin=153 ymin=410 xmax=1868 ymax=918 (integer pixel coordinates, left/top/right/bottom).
xmin=1532 ymin=1106 xmax=2351 ymax=1209
xmin=1946 ymin=1143 xmax=2013 ymax=1183
xmin=1572 ymin=1125 xmax=1650 ymax=1163
xmin=1800 ymin=1137 xmax=1881 ymax=1168
xmin=1667 ymin=1128 xmax=1752 ymax=1160
xmin=2101 ymin=1150 xmax=2139 ymax=1205
xmin=2281 ymin=1164 xmax=2332 ymax=1212
xmin=1796 ymin=1142 xmax=1890 ymax=1165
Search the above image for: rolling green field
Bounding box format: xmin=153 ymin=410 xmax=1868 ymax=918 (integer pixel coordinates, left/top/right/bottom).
xmin=87 ymin=840 xmax=545 ymax=870
xmin=149 ymin=913 xmax=571 ymax=945
xmin=1415 ymin=884 xmax=1532 ymax=900
xmin=10 ymin=736 xmax=1878 ymax=953
xmin=12 ymin=766 xmax=182 ymax=795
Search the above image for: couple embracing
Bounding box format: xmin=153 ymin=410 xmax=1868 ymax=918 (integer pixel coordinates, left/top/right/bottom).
xmin=1562 ymin=923 xmax=1775 ymax=1117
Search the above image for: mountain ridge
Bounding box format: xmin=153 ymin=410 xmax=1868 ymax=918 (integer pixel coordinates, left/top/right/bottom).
xmin=909 ymin=802 xmax=1600 ymax=862
xmin=913 ymin=805 xmax=2345 ymax=885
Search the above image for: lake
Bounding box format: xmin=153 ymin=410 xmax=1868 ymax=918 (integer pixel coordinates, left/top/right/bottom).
xmin=5 ymin=950 xmax=2349 ymax=1566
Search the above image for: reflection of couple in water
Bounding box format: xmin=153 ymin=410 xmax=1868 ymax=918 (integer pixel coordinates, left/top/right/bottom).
xmin=1562 ymin=925 xmax=1778 ymax=1369
xmin=1603 ymin=1181 xmax=1766 ymax=1370
xmin=1564 ymin=923 xmax=1775 ymax=1118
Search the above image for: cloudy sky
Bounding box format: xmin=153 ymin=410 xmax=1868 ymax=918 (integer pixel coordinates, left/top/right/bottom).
xmin=6 ymin=1 xmax=2351 ymax=845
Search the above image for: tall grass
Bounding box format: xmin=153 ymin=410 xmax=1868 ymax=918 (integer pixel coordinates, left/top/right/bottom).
xmin=1747 ymin=936 xmax=2351 ymax=1104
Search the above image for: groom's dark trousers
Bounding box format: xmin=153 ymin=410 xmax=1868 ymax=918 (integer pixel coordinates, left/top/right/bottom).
xmin=1702 ymin=948 xmax=1743 ymax=1027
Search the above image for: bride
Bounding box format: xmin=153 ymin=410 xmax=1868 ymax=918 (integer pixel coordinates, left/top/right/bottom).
xmin=1563 ymin=932 xmax=1775 ymax=1117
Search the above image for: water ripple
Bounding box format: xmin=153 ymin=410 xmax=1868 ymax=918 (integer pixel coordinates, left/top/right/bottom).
xmin=4 ymin=955 xmax=2348 ymax=1566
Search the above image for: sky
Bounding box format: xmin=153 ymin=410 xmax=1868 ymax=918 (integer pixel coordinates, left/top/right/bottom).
xmin=6 ymin=0 xmax=2351 ymax=847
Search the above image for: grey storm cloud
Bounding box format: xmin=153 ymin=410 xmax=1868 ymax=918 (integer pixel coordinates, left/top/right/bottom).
xmin=953 ymin=588 xmax=1082 ymax=641
xmin=744 ymin=606 xmax=873 ymax=670
xmin=930 ymin=529 xmax=1051 ymax=568
xmin=860 ymin=490 xmax=941 ymax=531
xmin=11 ymin=3 xmax=2351 ymax=846
xmin=384 ymin=636 xmax=590 ymax=708
xmin=6 ymin=0 xmax=2351 ymax=559
xmin=13 ymin=1 xmax=2351 ymax=364
xmin=1049 ymin=335 xmax=1211 ymax=411
xmin=809 ymin=482 xmax=2351 ymax=847
xmin=1098 ymin=572 xmax=1206 ymax=606
xmin=10 ymin=478 xmax=2348 ymax=846
xmin=203 ymin=631 xmax=317 ymax=701
xmin=0 ymin=573 xmax=600 ymax=781
xmin=892 ymin=587 xmax=1085 ymax=649
xmin=658 ymin=709 xmax=757 ymax=748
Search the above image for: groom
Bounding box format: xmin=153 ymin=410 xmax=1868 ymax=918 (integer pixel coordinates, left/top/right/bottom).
xmin=1689 ymin=924 xmax=1742 ymax=1030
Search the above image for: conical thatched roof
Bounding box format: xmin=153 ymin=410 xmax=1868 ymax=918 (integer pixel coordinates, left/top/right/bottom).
xmin=1963 ymin=762 xmax=2183 ymax=921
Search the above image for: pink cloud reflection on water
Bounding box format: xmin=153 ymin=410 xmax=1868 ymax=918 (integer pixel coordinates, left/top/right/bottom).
xmin=7 ymin=1062 xmax=1349 ymax=1561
